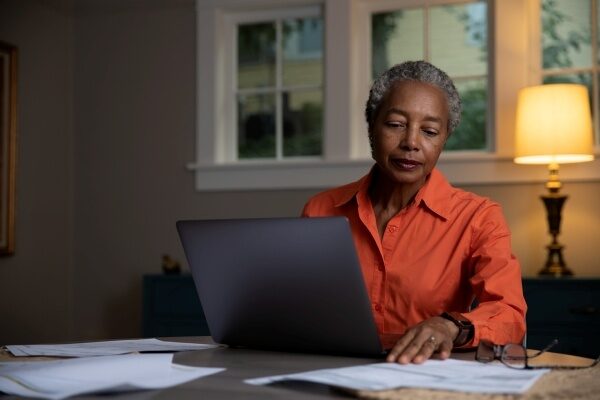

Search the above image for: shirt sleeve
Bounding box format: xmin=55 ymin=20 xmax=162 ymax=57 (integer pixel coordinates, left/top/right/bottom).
xmin=461 ymin=202 xmax=527 ymax=347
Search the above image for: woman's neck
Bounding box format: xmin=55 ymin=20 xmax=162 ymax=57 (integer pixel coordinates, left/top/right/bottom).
xmin=368 ymin=168 xmax=427 ymax=237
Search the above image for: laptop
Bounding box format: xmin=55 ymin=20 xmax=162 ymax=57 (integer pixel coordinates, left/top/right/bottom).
xmin=176 ymin=217 xmax=384 ymax=357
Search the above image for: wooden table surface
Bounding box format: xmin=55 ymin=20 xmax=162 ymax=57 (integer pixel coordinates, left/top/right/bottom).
xmin=1 ymin=337 xmax=597 ymax=399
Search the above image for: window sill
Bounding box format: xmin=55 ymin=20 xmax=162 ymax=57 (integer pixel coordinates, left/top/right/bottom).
xmin=187 ymin=154 xmax=600 ymax=191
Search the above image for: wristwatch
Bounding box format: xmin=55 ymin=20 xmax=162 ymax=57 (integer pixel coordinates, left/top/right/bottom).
xmin=440 ymin=312 xmax=474 ymax=347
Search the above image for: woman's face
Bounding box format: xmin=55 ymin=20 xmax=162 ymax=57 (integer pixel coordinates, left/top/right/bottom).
xmin=370 ymin=80 xmax=449 ymax=187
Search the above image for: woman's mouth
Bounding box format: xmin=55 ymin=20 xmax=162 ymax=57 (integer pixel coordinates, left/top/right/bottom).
xmin=392 ymin=158 xmax=421 ymax=171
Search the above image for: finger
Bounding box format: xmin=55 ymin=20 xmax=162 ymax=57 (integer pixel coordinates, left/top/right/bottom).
xmin=412 ymin=334 xmax=439 ymax=364
xmin=396 ymin=334 xmax=431 ymax=364
xmin=386 ymin=331 xmax=416 ymax=363
xmin=437 ymin=338 xmax=453 ymax=359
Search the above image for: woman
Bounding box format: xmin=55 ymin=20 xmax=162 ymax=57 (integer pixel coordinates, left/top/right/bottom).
xmin=302 ymin=61 xmax=526 ymax=364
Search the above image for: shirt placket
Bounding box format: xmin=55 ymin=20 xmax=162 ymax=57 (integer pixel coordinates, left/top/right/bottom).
xmin=377 ymin=212 xmax=407 ymax=330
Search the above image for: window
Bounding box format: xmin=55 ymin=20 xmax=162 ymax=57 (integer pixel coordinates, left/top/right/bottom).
xmin=236 ymin=10 xmax=324 ymax=159
xmin=371 ymin=1 xmax=489 ymax=151
xmin=192 ymin=0 xmax=600 ymax=191
xmin=540 ymin=0 xmax=600 ymax=144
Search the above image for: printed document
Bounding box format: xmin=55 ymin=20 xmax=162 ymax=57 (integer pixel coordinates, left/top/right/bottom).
xmin=245 ymin=359 xmax=549 ymax=394
xmin=6 ymin=338 xmax=218 ymax=357
xmin=0 ymin=353 xmax=223 ymax=399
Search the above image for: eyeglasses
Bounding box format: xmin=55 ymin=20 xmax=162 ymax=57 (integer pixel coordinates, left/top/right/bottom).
xmin=476 ymin=339 xmax=600 ymax=370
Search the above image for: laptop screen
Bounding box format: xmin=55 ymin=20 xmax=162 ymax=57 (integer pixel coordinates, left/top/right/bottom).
xmin=177 ymin=217 xmax=384 ymax=357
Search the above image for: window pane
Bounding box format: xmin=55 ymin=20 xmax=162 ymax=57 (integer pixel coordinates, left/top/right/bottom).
xmin=429 ymin=2 xmax=487 ymax=77
xmin=283 ymin=17 xmax=323 ymax=87
xmin=542 ymin=0 xmax=591 ymax=70
xmin=371 ymin=9 xmax=424 ymax=79
xmin=283 ymin=90 xmax=323 ymax=156
xmin=238 ymin=23 xmax=276 ymax=89
xmin=445 ymin=78 xmax=487 ymax=150
xmin=238 ymin=93 xmax=276 ymax=159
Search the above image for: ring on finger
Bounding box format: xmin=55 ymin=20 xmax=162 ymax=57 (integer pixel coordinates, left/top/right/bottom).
xmin=427 ymin=336 xmax=437 ymax=346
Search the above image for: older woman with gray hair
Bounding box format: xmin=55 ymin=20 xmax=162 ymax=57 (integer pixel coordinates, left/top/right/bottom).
xmin=303 ymin=60 xmax=526 ymax=364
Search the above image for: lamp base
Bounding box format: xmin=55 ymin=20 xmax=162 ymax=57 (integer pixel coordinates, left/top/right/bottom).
xmin=538 ymin=242 xmax=573 ymax=277
xmin=538 ymin=192 xmax=573 ymax=277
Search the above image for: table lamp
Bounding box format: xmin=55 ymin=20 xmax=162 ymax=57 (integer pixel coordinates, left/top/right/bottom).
xmin=514 ymin=83 xmax=595 ymax=277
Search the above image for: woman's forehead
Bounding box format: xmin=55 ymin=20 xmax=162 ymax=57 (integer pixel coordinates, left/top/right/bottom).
xmin=382 ymin=80 xmax=449 ymax=116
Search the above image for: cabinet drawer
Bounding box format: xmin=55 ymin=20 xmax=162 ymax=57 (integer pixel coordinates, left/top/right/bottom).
xmin=527 ymin=324 xmax=600 ymax=358
xmin=142 ymin=274 xmax=209 ymax=337
xmin=523 ymin=279 xmax=600 ymax=325
xmin=145 ymin=275 xmax=203 ymax=318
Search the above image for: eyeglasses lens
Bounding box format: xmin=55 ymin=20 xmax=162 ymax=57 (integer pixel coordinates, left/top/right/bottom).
xmin=501 ymin=344 xmax=527 ymax=368
xmin=475 ymin=342 xmax=495 ymax=362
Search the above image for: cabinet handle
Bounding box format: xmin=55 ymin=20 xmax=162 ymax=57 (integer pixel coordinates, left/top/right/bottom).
xmin=569 ymin=306 xmax=599 ymax=315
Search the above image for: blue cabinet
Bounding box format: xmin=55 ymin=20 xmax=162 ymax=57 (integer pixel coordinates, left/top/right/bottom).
xmin=522 ymin=278 xmax=600 ymax=358
xmin=141 ymin=274 xmax=600 ymax=358
xmin=142 ymin=274 xmax=210 ymax=337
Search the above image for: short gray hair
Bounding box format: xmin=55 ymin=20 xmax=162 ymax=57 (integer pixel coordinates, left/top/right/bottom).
xmin=365 ymin=60 xmax=461 ymax=135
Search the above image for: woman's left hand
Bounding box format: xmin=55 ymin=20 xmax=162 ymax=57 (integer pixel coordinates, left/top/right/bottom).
xmin=386 ymin=316 xmax=459 ymax=364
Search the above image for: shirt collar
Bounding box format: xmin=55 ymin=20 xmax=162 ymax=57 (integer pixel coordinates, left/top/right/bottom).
xmin=333 ymin=169 xmax=373 ymax=208
xmin=333 ymin=167 xmax=453 ymax=221
xmin=413 ymin=168 xmax=452 ymax=221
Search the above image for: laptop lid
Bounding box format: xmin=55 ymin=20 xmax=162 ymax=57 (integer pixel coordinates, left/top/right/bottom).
xmin=176 ymin=217 xmax=384 ymax=357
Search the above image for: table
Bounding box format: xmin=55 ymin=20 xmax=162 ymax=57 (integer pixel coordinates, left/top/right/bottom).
xmin=1 ymin=337 xmax=598 ymax=399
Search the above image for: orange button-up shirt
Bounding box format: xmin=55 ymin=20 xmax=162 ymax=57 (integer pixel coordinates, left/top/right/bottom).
xmin=302 ymin=168 xmax=526 ymax=349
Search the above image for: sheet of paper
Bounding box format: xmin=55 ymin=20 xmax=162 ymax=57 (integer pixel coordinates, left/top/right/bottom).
xmin=5 ymin=338 xmax=218 ymax=357
xmin=0 ymin=353 xmax=224 ymax=400
xmin=245 ymin=359 xmax=549 ymax=394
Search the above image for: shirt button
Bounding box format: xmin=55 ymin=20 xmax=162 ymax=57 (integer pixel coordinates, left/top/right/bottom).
xmin=374 ymin=304 xmax=382 ymax=312
xmin=387 ymin=225 xmax=398 ymax=233
xmin=377 ymin=263 xmax=384 ymax=272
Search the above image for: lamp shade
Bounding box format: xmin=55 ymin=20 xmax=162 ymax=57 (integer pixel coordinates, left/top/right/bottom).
xmin=514 ymin=84 xmax=595 ymax=164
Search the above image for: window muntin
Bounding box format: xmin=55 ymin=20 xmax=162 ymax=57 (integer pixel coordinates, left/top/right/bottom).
xmin=235 ymin=12 xmax=324 ymax=160
xmin=371 ymin=1 xmax=488 ymax=151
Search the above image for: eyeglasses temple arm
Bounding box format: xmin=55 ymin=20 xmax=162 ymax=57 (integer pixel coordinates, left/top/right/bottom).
xmin=527 ymin=339 xmax=559 ymax=359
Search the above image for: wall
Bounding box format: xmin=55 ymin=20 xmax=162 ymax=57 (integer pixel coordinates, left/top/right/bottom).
xmin=0 ymin=0 xmax=73 ymax=344
xmin=1 ymin=0 xmax=599 ymax=344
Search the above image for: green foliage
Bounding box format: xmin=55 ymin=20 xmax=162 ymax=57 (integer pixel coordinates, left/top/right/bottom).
xmin=371 ymin=12 xmax=402 ymax=79
xmin=238 ymin=23 xmax=275 ymax=65
xmin=446 ymin=84 xmax=487 ymax=150
xmin=284 ymin=101 xmax=323 ymax=156
xmin=238 ymin=134 xmax=276 ymax=159
xmin=541 ymin=0 xmax=590 ymax=69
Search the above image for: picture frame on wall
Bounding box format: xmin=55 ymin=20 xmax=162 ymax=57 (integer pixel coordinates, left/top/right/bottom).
xmin=0 ymin=41 xmax=17 ymax=255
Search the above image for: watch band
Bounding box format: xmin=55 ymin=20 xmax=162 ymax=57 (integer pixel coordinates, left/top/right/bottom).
xmin=440 ymin=311 xmax=474 ymax=347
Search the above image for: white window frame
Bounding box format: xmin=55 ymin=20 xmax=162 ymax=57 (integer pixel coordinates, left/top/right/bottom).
xmin=190 ymin=0 xmax=600 ymax=191
xmin=226 ymin=6 xmax=324 ymax=161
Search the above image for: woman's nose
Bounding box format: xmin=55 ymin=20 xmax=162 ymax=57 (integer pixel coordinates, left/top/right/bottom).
xmin=400 ymin=126 xmax=419 ymax=151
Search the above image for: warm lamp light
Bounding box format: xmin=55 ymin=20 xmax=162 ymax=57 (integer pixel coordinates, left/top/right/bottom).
xmin=514 ymin=84 xmax=595 ymax=276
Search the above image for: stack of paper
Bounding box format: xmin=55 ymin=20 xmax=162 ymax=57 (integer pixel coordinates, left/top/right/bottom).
xmin=0 ymin=353 xmax=223 ymax=399
xmin=246 ymin=359 xmax=549 ymax=394
xmin=6 ymin=338 xmax=219 ymax=357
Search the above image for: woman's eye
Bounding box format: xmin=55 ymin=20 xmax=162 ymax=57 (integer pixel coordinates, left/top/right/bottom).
xmin=386 ymin=122 xmax=405 ymax=128
xmin=423 ymin=129 xmax=438 ymax=136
